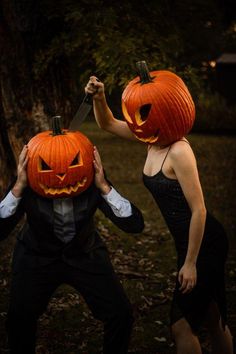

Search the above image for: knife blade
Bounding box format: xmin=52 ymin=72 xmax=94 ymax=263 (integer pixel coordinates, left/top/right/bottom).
xmin=69 ymin=93 xmax=93 ymax=131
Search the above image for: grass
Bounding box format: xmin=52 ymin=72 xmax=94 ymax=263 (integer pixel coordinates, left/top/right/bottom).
xmin=0 ymin=121 xmax=235 ymax=353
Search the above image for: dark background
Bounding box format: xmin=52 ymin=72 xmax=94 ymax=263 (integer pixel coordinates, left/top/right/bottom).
xmin=0 ymin=0 xmax=236 ymax=192
xmin=0 ymin=1 xmax=236 ymax=353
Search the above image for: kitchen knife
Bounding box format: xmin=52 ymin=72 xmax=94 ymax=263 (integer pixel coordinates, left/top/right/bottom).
xmin=69 ymin=92 xmax=93 ymax=131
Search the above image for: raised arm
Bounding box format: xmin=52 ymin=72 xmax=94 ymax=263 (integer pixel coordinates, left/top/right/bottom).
xmin=93 ymin=146 xmax=144 ymax=233
xmin=85 ymin=76 xmax=136 ymax=141
xmin=12 ymin=145 xmax=29 ymax=198
xmin=0 ymin=146 xmax=28 ymax=239
xmin=0 ymin=145 xmax=28 ymax=218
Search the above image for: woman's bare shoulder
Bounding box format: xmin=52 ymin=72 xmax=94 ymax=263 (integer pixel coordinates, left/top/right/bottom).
xmin=169 ymin=139 xmax=196 ymax=163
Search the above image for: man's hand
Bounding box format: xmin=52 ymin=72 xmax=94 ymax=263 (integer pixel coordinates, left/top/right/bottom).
xmin=12 ymin=145 xmax=29 ymax=197
xmin=93 ymin=146 xmax=111 ymax=195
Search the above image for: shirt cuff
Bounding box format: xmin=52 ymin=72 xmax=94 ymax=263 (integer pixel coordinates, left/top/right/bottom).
xmin=102 ymin=187 xmax=132 ymax=217
xmin=7 ymin=190 xmax=22 ymax=203
xmin=0 ymin=191 xmax=22 ymax=218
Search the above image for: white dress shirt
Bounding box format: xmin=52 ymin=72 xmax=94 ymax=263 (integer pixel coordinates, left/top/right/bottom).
xmin=0 ymin=187 xmax=132 ymax=243
xmin=0 ymin=191 xmax=22 ymax=218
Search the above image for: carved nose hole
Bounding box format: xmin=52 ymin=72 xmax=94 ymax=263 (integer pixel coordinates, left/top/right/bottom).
xmin=140 ymin=104 xmax=152 ymax=121
xmin=56 ymin=173 xmax=66 ymax=181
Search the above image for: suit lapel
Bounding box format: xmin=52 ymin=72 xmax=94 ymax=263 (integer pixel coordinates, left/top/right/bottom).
xmin=72 ymin=192 xmax=89 ymax=225
xmin=36 ymin=196 xmax=54 ymax=225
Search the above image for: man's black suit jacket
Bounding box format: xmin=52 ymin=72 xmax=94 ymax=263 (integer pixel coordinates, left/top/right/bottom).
xmin=0 ymin=183 xmax=144 ymax=273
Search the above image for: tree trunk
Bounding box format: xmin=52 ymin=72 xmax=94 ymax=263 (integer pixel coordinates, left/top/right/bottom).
xmin=0 ymin=0 xmax=75 ymax=194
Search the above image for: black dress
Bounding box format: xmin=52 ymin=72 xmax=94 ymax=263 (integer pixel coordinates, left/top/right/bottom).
xmin=143 ymin=145 xmax=229 ymax=332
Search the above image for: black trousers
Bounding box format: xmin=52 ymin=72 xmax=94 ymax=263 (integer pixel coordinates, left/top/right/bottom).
xmin=6 ymin=250 xmax=133 ymax=354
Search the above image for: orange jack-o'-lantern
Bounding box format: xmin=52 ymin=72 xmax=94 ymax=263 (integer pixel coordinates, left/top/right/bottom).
xmin=122 ymin=61 xmax=195 ymax=145
xmin=27 ymin=116 xmax=94 ymax=198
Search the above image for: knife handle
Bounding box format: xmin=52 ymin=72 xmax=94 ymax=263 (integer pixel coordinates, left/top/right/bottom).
xmin=83 ymin=78 xmax=100 ymax=103
xmin=83 ymin=92 xmax=93 ymax=104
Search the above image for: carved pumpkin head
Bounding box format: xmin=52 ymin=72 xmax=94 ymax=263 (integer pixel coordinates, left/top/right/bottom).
xmin=27 ymin=116 xmax=94 ymax=198
xmin=122 ymin=61 xmax=195 ymax=145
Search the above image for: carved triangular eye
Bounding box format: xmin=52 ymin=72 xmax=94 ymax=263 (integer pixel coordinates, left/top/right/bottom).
xmin=140 ymin=104 xmax=152 ymax=121
xmin=40 ymin=158 xmax=52 ymax=171
xmin=70 ymin=153 xmax=80 ymax=166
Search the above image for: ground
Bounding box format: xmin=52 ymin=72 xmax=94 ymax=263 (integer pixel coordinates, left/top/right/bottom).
xmin=0 ymin=122 xmax=235 ymax=353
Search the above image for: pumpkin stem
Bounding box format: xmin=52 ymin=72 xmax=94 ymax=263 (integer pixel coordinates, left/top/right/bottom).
xmin=136 ymin=61 xmax=154 ymax=84
xmin=51 ymin=116 xmax=64 ymax=136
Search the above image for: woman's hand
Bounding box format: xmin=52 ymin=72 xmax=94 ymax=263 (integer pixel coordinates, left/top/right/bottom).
xmin=93 ymin=146 xmax=111 ymax=195
xmin=12 ymin=145 xmax=29 ymax=197
xmin=178 ymin=262 xmax=197 ymax=294
xmin=85 ymin=76 xmax=104 ymax=101
xmin=85 ymin=76 xmax=136 ymax=141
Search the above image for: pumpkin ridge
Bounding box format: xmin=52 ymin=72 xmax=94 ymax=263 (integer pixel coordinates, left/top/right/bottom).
xmin=164 ymin=86 xmax=188 ymax=135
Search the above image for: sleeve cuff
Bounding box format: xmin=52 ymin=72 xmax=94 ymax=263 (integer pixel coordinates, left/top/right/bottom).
xmin=102 ymin=186 xmax=121 ymax=203
xmin=0 ymin=191 xmax=22 ymax=218
xmin=101 ymin=187 xmax=132 ymax=217
xmin=8 ymin=190 xmax=22 ymax=203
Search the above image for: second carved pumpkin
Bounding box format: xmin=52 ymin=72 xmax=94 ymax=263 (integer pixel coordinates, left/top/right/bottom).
xmin=122 ymin=61 xmax=195 ymax=145
xmin=27 ymin=116 xmax=94 ymax=198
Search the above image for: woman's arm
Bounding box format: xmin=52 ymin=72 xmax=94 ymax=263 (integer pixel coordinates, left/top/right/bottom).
xmin=170 ymin=141 xmax=207 ymax=294
xmin=85 ymin=76 xmax=137 ymax=141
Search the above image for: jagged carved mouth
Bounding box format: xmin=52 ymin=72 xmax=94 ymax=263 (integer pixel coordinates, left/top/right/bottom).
xmin=134 ymin=129 xmax=160 ymax=144
xmin=39 ymin=177 xmax=87 ymax=195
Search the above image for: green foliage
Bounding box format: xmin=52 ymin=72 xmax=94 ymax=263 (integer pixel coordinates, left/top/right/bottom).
xmin=32 ymin=0 xmax=236 ymax=96
xmin=28 ymin=0 xmax=236 ymax=132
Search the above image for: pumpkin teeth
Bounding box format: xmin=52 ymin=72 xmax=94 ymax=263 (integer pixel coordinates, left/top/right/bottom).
xmin=134 ymin=134 xmax=159 ymax=144
xmin=39 ymin=177 xmax=87 ymax=195
xmin=134 ymin=129 xmax=160 ymax=144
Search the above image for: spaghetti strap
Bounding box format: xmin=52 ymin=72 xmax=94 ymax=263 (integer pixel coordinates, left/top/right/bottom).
xmin=160 ymin=139 xmax=190 ymax=171
xmin=160 ymin=146 xmax=171 ymax=171
xmin=180 ymin=139 xmax=190 ymax=145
